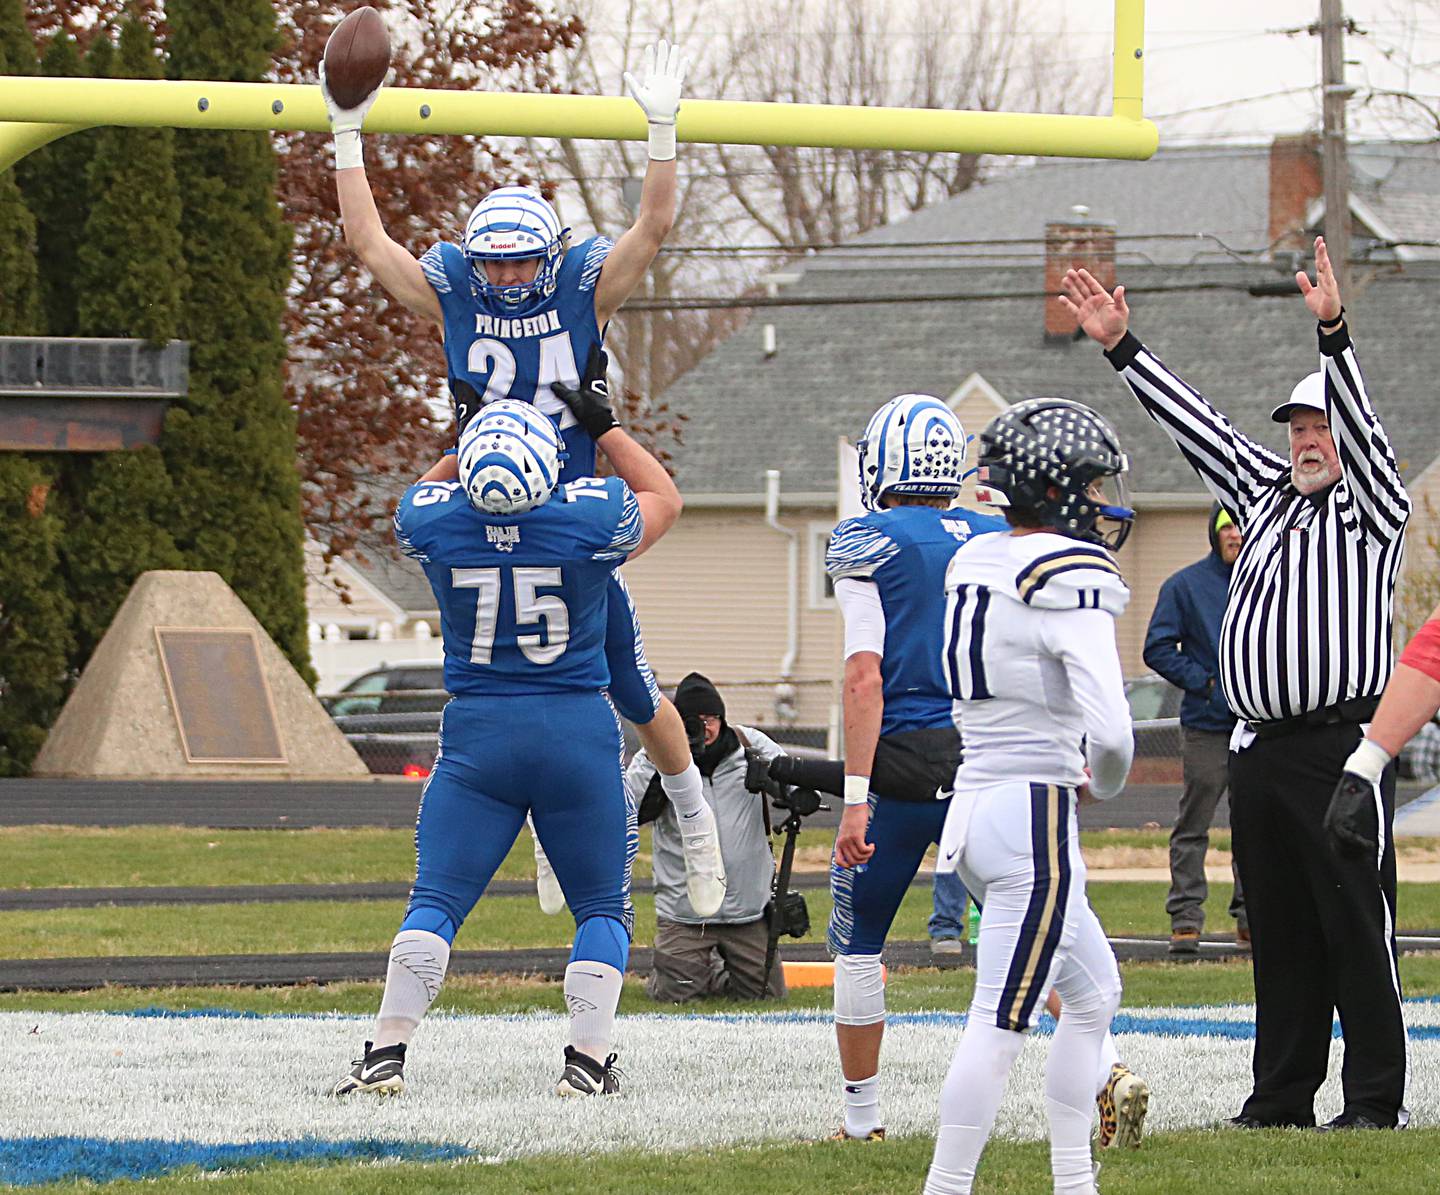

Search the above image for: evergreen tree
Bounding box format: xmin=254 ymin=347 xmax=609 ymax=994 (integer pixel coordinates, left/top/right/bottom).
xmin=16 ymin=30 xmax=93 ymax=336
xmin=0 ymin=0 xmax=73 ymax=774
xmin=0 ymin=0 xmax=40 ymax=335
xmin=0 ymin=462 xmax=76 ymax=776
xmin=57 ymin=17 xmax=187 ymax=665
xmin=164 ymin=0 xmax=312 ymax=681
xmin=76 ymin=18 xmax=184 ymax=342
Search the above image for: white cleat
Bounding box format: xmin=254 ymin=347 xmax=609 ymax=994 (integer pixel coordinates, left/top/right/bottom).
xmin=679 ymin=807 xmax=727 ymax=917
xmin=531 ymin=820 xmax=565 ymax=915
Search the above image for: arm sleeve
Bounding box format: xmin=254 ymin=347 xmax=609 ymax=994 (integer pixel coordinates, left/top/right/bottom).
xmin=825 ymin=518 xmax=899 ymax=581
xmin=1319 ymin=324 xmax=1411 ymax=544
xmin=393 ymin=494 xmax=430 ymax=563
xmin=419 ymin=243 xmax=454 ymax=297
xmin=1041 ymin=607 xmax=1134 ymax=800
xmin=593 ymin=481 xmax=644 ymax=561
xmin=833 ymin=578 xmax=886 ymax=659
xmin=577 ymin=236 xmax=615 ymax=294
xmin=1141 ymin=578 xmax=1212 ymax=695
xmin=1105 ymin=332 xmax=1290 ymax=525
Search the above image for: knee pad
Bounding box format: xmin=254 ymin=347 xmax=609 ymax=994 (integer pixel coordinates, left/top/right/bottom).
xmin=834 ymin=952 xmax=886 ymax=1026
xmin=399 ymin=903 xmax=459 ymax=944
xmin=574 ymin=914 xmax=631 ymax=974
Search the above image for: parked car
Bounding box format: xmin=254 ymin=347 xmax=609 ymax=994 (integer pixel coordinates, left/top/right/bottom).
xmin=325 ymin=662 xmax=447 ymax=716
xmin=1124 ymin=672 xmax=1184 ymax=783
xmin=324 ymin=662 xmax=446 ymax=776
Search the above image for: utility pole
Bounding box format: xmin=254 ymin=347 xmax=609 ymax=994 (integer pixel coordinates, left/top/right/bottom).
xmin=1318 ymin=0 xmax=1353 ymax=296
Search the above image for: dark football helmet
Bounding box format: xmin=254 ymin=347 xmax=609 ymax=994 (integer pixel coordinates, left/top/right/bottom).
xmin=975 ymin=398 xmax=1134 ymax=550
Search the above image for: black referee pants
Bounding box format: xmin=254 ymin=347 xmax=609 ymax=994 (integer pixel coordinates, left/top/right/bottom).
xmin=1229 ymin=721 xmax=1406 ymax=1126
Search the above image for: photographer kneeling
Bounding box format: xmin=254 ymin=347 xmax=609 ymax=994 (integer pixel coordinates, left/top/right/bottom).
xmin=630 ymin=673 xmax=789 ymax=1002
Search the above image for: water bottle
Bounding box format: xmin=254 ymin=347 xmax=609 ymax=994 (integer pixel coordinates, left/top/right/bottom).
xmin=967 ymin=900 xmax=981 ymax=945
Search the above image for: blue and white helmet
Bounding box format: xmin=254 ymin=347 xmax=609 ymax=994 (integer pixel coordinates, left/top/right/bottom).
xmin=462 ymin=186 xmax=569 ymax=318
xmin=457 ymin=400 xmax=563 ymax=515
xmin=856 ymin=393 xmax=966 ymax=512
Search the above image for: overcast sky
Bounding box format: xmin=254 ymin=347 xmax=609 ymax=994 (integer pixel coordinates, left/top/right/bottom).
xmin=1046 ymin=1 xmax=1440 ymax=145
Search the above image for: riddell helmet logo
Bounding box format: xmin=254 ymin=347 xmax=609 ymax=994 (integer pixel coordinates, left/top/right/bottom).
xmin=490 ymin=241 xmax=519 ymax=250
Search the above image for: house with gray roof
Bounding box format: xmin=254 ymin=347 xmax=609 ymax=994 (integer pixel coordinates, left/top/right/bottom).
xmin=616 ymin=137 xmax=1440 ymax=744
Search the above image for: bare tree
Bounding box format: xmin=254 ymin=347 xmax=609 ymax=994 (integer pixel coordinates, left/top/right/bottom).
xmin=528 ymin=0 xmax=1105 ymax=404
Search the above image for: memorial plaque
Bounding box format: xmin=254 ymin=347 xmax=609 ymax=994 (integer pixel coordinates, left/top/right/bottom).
xmin=154 ymin=627 xmax=286 ymax=764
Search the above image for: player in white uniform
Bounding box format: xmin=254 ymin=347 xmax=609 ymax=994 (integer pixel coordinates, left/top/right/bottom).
xmin=924 ymin=399 xmax=1138 ymax=1195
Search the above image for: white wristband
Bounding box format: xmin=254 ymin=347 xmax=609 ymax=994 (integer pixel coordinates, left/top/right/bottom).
xmin=843 ymin=775 xmax=870 ymax=806
xmin=332 ymin=129 xmax=363 ymax=171
xmin=1343 ymin=737 xmax=1391 ymax=784
xmin=647 ymin=120 xmax=676 ymax=162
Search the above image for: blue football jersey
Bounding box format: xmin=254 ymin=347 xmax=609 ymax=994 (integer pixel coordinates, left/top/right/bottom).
xmin=419 ymin=235 xmax=612 ymax=483
xmin=395 ymin=476 xmax=642 ymax=696
xmin=826 ymin=505 xmax=1007 ymax=734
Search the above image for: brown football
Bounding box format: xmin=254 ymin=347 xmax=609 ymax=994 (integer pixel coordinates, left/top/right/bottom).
xmin=323 ymin=7 xmax=391 ymax=110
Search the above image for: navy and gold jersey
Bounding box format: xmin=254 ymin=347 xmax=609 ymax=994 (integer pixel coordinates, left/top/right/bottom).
xmin=395 ymin=476 xmax=641 ymax=697
xmin=827 ymin=505 xmax=1007 ymax=735
xmin=419 ymin=235 xmax=613 ymax=482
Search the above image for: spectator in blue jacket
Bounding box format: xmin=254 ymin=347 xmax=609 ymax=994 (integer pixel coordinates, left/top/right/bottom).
xmin=1143 ymin=504 xmax=1248 ymax=954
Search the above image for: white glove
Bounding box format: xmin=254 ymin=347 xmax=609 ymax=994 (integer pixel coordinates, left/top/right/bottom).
xmin=320 ymin=61 xmax=381 ymax=169
xmin=530 ymin=818 xmax=566 ymax=915
xmin=623 ymin=39 xmax=690 ymax=161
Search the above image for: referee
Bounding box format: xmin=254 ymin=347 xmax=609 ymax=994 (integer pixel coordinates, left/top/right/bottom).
xmin=1061 ymin=237 xmax=1410 ymax=1131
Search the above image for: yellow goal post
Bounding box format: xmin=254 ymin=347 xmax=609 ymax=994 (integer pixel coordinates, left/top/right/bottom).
xmin=0 ymin=1 xmax=1153 ymax=173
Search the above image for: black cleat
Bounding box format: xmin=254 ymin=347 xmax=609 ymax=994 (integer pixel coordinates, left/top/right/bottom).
xmin=554 ymin=1045 xmax=622 ymax=1096
xmin=332 ymin=1041 xmax=406 ymax=1097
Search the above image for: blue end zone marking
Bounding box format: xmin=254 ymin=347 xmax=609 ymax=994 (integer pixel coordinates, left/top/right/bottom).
xmin=0 ymin=1137 xmax=473 ymax=1188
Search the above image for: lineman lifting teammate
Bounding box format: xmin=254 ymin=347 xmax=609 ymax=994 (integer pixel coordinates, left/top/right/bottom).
xmin=320 ymin=39 xmax=726 ymax=919
xmin=335 ymin=375 xmax=679 ymax=1099
xmin=924 ymin=399 xmax=1138 ymax=1195
xmin=824 ymin=394 xmax=1007 ymax=1141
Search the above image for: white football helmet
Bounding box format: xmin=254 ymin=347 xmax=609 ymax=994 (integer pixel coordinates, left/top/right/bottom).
xmin=457 ymin=400 xmax=563 ymax=515
xmin=856 ymin=393 xmax=967 ymax=512
xmin=462 ymin=186 xmax=569 ymax=317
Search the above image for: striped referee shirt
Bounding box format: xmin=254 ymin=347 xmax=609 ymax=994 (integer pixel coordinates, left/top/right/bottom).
xmin=1105 ymin=324 xmax=1410 ymax=724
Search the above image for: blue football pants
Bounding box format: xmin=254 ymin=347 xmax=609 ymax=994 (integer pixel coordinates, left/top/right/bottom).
xmin=402 ymin=691 xmax=637 ymax=973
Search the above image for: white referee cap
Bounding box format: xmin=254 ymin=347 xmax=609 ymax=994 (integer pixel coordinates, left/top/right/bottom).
xmin=1270 ymin=371 xmax=1326 ymax=423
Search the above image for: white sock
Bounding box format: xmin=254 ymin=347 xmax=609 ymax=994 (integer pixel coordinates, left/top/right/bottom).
xmin=842 ymin=1073 xmax=882 ymax=1137
xmin=1049 ymin=1005 xmax=1108 ymax=1193
xmin=1095 ymin=1031 xmax=1120 ymax=1097
xmin=661 ymin=762 xmax=706 ymax=819
xmin=926 ymin=1019 xmax=1026 ymax=1195
xmin=373 ymin=929 xmax=450 ymax=1047
xmin=564 ymin=960 xmax=623 ymax=1062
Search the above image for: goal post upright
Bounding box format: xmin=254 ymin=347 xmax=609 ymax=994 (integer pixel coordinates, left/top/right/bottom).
xmin=0 ymin=0 xmax=1152 ymax=171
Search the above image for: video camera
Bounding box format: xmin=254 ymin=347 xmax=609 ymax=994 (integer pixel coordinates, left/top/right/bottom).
xmin=742 ymin=747 xmax=824 ymax=819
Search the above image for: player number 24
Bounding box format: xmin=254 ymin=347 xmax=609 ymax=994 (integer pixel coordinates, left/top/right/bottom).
xmin=450 ymin=567 xmax=569 ymax=666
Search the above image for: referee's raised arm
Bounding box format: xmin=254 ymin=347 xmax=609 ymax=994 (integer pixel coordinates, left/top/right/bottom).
xmin=1058 ymin=268 xmax=1289 ymax=524
xmin=1299 ymin=240 xmax=1410 ymax=543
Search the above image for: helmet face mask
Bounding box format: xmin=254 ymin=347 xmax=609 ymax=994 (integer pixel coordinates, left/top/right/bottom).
xmin=457 ymin=399 xmax=564 ymax=515
xmin=462 ymin=187 xmax=569 ymax=318
xmin=976 ymin=398 xmax=1134 ymax=551
xmin=856 ymin=393 xmax=968 ymax=512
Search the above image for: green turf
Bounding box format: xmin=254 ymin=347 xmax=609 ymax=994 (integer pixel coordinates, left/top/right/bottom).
xmin=0 ymin=825 xmax=848 ymax=889
xmin=8 ymin=880 xmax=1440 ymax=961
xmin=6 ymin=1128 xmax=1440 ymax=1194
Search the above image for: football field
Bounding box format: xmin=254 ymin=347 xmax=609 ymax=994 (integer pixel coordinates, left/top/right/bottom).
xmin=5 ymin=1000 xmax=1440 ymax=1190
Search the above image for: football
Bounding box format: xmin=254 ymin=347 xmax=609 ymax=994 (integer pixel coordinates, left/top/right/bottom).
xmin=323 ymin=7 xmax=391 ymax=110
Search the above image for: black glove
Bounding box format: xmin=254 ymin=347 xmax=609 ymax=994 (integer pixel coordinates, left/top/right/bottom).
xmin=550 ymin=345 xmax=619 ymax=441
xmin=452 ymin=379 xmax=481 ymax=436
xmin=1324 ymin=771 xmax=1379 ymax=859
xmin=744 ymin=748 xmax=772 ymax=795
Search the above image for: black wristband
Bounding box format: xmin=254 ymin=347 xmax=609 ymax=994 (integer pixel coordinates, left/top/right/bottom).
xmin=1319 ymin=306 xmax=1345 ymax=332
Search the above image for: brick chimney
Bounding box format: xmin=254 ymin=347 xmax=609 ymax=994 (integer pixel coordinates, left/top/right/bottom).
xmin=1044 ymin=207 xmax=1116 ymax=341
xmin=1268 ymin=134 xmax=1322 ymax=254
